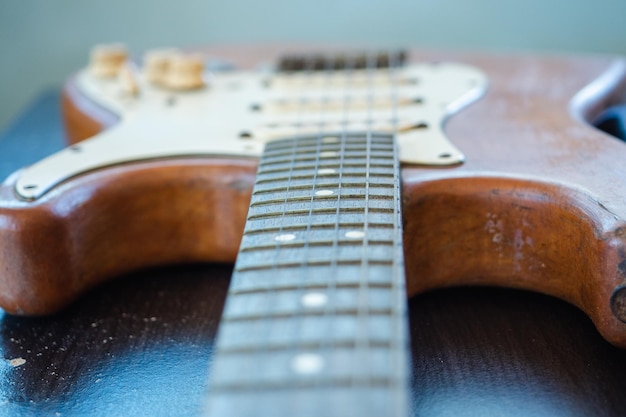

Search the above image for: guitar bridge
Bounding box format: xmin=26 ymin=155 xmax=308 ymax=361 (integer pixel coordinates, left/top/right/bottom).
xmin=277 ymin=50 xmax=407 ymax=71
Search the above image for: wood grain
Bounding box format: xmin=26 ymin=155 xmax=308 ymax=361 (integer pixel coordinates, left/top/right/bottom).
xmin=2 ymin=46 xmax=626 ymax=351
xmin=0 ymin=91 xmax=625 ymax=416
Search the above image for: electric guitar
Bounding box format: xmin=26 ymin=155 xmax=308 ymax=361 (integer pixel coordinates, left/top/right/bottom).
xmin=1 ymin=45 xmax=626 ymax=416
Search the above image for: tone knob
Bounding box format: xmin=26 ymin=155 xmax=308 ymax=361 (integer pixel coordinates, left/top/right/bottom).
xmin=143 ymin=48 xmax=179 ymax=86
xmin=89 ymin=43 xmax=128 ymax=78
xmin=162 ymin=53 xmax=206 ymax=90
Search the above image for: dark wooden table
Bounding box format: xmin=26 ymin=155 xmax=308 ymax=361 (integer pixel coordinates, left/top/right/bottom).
xmin=0 ymin=91 xmax=625 ymax=417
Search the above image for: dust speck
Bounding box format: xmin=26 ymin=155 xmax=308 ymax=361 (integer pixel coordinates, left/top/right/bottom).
xmin=7 ymin=358 xmax=26 ymax=367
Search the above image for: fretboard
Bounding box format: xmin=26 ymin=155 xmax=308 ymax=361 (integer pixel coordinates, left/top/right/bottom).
xmin=204 ymin=132 xmax=410 ymax=417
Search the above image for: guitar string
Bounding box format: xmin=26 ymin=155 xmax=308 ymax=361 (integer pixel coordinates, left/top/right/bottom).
xmin=281 ymin=54 xmax=327 ymax=388
xmin=284 ymin=52 xmax=323 ymax=394
xmin=296 ymin=52 xmax=337 ymax=397
xmin=357 ymin=50 xmax=379 ymax=383
xmin=360 ymin=49 xmax=400 ymax=389
xmin=357 ymin=49 xmax=377 ymax=389
xmin=333 ymin=52 xmax=360 ymax=393
xmin=234 ymin=51 xmax=403 ymax=393
xmin=205 ymin=52 xmax=408 ymax=416
xmin=242 ymin=53 xmax=326 ymax=389
xmin=247 ymin=53 xmax=317 ymax=386
xmin=359 ymin=49 xmax=403 ymax=394
xmin=282 ymin=52 xmax=316 ymax=371
xmin=318 ymin=51 xmax=353 ymax=393
xmin=388 ymin=49 xmax=406 ymax=397
xmin=281 ymin=53 xmax=359 ymax=394
xmin=304 ymin=51 xmax=402 ymax=394
xmin=281 ymin=52 xmax=363 ymax=395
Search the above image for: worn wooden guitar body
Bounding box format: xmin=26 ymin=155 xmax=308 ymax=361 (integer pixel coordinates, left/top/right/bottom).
xmin=1 ymin=45 xmax=626 ymax=415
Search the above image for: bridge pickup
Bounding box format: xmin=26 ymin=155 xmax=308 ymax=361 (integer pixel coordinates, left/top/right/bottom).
xmin=278 ymin=50 xmax=407 ymax=72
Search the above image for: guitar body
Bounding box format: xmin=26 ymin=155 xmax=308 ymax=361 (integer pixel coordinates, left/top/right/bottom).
xmin=1 ymin=45 xmax=626 ymax=415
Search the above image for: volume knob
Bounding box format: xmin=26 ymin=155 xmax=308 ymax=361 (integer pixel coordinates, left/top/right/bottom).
xmin=162 ymin=53 xmax=206 ymax=90
xmin=143 ymin=48 xmax=178 ymax=86
xmin=89 ymin=43 xmax=128 ymax=78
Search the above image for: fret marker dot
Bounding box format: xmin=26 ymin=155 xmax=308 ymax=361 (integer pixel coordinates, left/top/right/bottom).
xmin=301 ymin=292 xmax=328 ymax=308
xmin=322 ymin=136 xmax=339 ymax=143
xmin=275 ymin=233 xmax=296 ymax=242
xmin=345 ymin=231 xmax=365 ymax=239
xmin=291 ymin=353 xmax=324 ymax=375
xmin=317 ymin=168 xmax=336 ymax=175
xmin=319 ymin=151 xmax=337 ymax=158
xmin=315 ymin=190 xmax=334 ymax=196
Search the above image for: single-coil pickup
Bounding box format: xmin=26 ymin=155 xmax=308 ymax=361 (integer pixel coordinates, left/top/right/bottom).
xmin=253 ymin=119 xmax=429 ymax=140
xmin=269 ymin=70 xmax=417 ymax=89
xmin=262 ymin=96 xmax=423 ymax=112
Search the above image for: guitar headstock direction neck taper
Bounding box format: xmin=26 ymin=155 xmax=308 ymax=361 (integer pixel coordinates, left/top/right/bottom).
xmin=2 ymin=43 xmax=626 ymax=416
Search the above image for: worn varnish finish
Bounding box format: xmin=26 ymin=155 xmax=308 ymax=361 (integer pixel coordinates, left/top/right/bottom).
xmin=3 ymin=46 xmax=625 ymax=347
xmin=1 ymin=88 xmax=626 ymax=416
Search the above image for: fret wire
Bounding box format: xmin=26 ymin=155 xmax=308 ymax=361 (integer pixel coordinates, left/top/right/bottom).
xmin=211 ymin=376 xmax=398 ymax=391
xmin=257 ymin=161 xmax=393 ymax=175
xmin=254 ymin=171 xmax=394 ymax=185
xmin=223 ymin=307 xmax=396 ymax=322
xmin=236 ymin=257 xmax=395 ymax=273
xmin=249 ymin=193 xmax=392 ymax=208
xmin=262 ymin=143 xmax=393 ymax=157
xmin=252 ymin=181 xmax=394 ymax=196
xmin=243 ymin=221 xmax=396 ymax=236
xmin=240 ymin=238 xmax=396 ymax=252
xmin=248 ymin=207 xmax=395 ymax=222
xmin=206 ymin=52 xmax=410 ymax=417
xmin=230 ymin=280 xmax=394 ymax=295
xmin=217 ymin=339 xmax=394 ymax=355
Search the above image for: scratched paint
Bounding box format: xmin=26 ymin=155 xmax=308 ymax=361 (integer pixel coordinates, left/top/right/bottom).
xmin=484 ymin=213 xmax=504 ymax=245
xmin=485 ymin=212 xmax=535 ymax=272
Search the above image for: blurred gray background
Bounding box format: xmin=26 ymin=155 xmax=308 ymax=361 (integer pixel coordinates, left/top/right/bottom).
xmin=1 ymin=0 xmax=626 ymax=131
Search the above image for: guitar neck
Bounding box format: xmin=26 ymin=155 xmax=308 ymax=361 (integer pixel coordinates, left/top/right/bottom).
xmin=204 ymin=133 xmax=410 ymax=416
